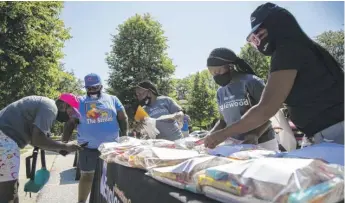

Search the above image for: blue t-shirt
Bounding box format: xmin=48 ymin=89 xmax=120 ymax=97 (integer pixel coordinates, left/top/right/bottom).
xmin=216 ymin=74 xmax=275 ymax=143
xmin=181 ymin=115 xmax=190 ymax=131
xmin=77 ymin=93 xmax=124 ymax=149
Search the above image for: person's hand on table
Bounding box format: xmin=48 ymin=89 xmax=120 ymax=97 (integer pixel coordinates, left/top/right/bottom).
xmin=204 ymin=130 xmax=229 ymax=149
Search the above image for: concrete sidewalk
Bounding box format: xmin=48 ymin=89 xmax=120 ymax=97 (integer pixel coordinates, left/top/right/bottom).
xmin=36 ymin=153 xmax=80 ymax=203
xmin=18 ymin=150 xmax=58 ymax=203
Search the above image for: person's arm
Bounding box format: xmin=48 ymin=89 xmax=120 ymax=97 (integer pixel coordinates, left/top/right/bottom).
xmin=62 ymin=118 xmax=78 ymax=143
xmin=117 ymin=111 xmax=128 ymax=137
xmin=114 ymin=96 xmax=128 ymax=137
xmin=209 ymin=119 xmax=227 ymax=133
xmin=31 ymin=125 xmax=69 ymax=151
xmin=243 ymin=76 xmax=272 ymax=138
xmin=160 ymin=97 xmax=183 ymax=120
xmin=227 ymin=70 xmax=296 ymax=133
xmin=205 ymin=70 xmax=297 ymax=148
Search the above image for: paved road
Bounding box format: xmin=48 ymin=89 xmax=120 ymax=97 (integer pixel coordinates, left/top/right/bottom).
xmin=37 ymin=153 xmax=80 ymax=203
xmin=18 ymin=152 xmax=84 ymax=203
xmin=18 ymin=151 xmax=58 ymax=203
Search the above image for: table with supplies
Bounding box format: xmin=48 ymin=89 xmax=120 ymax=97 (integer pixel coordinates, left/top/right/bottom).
xmin=89 ymin=137 xmax=345 ymax=203
xmin=89 ymin=158 xmax=219 ymax=203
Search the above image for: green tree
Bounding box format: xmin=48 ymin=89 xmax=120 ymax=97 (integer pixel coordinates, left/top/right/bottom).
xmin=239 ymin=44 xmax=270 ymax=81
xmin=316 ymin=30 xmax=344 ymax=70
xmin=188 ymin=72 xmax=218 ymax=129
xmin=0 ymin=1 xmax=71 ymax=108
xmin=106 ymin=13 xmax=175 ymax=121
xmin=56 ymin=64 xmax=84 ymax=95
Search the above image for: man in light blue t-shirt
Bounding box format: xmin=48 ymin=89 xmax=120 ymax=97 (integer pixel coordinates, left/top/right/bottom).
xmin=62 ymin=73 xmax=128 ymax=203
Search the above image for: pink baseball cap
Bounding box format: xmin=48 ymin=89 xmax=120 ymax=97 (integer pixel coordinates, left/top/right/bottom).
xmin=58 ymin=93 xmax=81 ymax=118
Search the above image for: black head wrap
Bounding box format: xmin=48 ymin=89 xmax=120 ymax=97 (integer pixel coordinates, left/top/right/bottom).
xmin=136 ymin=80 xmax=160 ymax=96
xmin=207 ymin=47 xmax=257 ymax=75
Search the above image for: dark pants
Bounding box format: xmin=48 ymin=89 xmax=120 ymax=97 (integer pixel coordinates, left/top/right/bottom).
xmin=0 ymin=180 xmax=19 ymax=203
xmin=78 ymin=148 xmax=101 ymax=172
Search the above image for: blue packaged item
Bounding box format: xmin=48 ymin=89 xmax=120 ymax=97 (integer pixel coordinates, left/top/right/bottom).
xmin=288 ymin=177 xmax=344 ymax=203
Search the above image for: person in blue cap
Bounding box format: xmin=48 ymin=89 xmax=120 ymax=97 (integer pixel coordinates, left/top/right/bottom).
xmin=62 ymin=73 xmax=128 ymax=203
xmin=204 ymin=2 xmax=344 ymax=149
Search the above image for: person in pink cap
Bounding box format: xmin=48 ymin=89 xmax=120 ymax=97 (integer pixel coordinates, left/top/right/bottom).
xmin=0 ymin=93 xmax=83 ymax=203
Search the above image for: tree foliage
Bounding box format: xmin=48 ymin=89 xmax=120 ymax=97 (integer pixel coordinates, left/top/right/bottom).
xmin=0 ymin=2 xmax=72 ymax=108
xmin=316 ymin=29 xmax=344 ymax=70
xmin=188 ymin=72 xmax=218 ymax=129
xmin=106 ymin=13 xmax=175 ymax=120
xmin=0 ymin=2 xmax=83 ymax=135
xmin=239 ymin=44 xmax=270 ymax=81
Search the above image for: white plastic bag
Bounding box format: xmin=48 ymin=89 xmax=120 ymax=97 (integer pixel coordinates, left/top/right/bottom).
xmin=139 ymin=117 xmax=160 ymax=139
xmin=270 ymin=109 xmax=297 ymax=151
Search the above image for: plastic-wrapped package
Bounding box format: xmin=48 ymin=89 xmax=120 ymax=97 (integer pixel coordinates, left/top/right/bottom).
xmin=148 ymin=156 xmax=233 ymax=193
xmin=198 ymin=174 xmax=249 ymax=196
xmin=98 ymin=137 xmax=143 ymax=161
xmin=123 ymin=147 xmax=201 ymax=169
xmin=286 ymin=177 xmax=344 ymax=203
xmin=116 ymin=146 xmax=149 ymax=167
xmin=229 ymin=150 xmax=276 ymax=160
xmin=174 ymin=137 xmax=205 ymax=150
xmin=141 ymin=139 xmax=176 ymax=148
xmin=287 ymin=177 xmax=344 ymax=203
xmin=98 ymin=137 xmax=142 ymax=153
xmin=207 ymin=144 xmax=263 ymax=157
xmin=203 ymin=158 xmax=344 ymax=202
xmin=202 ymin=186 xmax=270 ymax=203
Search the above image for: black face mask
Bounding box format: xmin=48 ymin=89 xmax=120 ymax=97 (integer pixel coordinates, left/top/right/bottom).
xmin=87 ymin=91 xmax=101 ymax=99
xmin=213 ymin=71 xmax=232 ymax=87
xmin=257 ymin=36 xmax=274 ymax=56
xmin=139 ymin=96 xmax=151 ymax=107
xmin=56 ymin=111 xmax=70 ymax=122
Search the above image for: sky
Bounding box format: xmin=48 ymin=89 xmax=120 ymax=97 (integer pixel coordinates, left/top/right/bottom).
xmin=60 ymin=1 xmax=344 ymax=86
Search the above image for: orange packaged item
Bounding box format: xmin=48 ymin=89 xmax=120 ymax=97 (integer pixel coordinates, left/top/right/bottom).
xmin=134 ymin=105 xmax=149 ymax=121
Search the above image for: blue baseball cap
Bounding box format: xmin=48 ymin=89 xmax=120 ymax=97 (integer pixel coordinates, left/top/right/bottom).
xmin=84 ymin=73 xmax=102 ymax=87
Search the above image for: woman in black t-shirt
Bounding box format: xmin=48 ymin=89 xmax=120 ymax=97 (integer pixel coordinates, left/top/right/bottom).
xmin=205 ymin=3 xmax=344 ymax=149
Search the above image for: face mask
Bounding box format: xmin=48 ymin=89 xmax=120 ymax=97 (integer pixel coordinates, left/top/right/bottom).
xmin=213 ymin=71 xmax=232 ymax=87
xmin=87 ymin=91 xmax=101 ymax=99
xmin=56 ymin=111 xmax=70 ymax=122
xmin=139 ymin=96 xmax=151 ymax=106
xmin=257 ymin=36 xmax=274 ymax=56
xmin=247 ymin=32 xmax=274 ymax=56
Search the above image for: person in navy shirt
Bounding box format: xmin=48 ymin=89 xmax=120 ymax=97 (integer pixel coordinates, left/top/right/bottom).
xmin=62 ymin=73 xmax=128 ymax=203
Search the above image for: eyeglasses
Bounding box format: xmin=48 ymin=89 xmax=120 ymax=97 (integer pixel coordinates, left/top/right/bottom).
xmin=86 ymin=85 xmax=101 ymax=91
